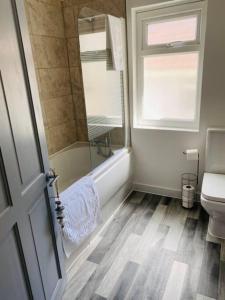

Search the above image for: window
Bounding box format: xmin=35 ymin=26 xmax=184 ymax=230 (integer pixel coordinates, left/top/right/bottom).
xmin=147 ymin=15 xmax=198 ymax=46
xmin=133 ymin=2 xmax=207 ymax=130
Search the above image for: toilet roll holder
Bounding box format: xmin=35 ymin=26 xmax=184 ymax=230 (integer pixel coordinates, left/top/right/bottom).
xmin=182 ymin=150 xmax=199 ymax=185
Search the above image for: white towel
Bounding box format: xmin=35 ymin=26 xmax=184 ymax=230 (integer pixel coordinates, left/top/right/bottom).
xmin=60 ymin=176 xmax=101 ymax=257
xmin=106 ymin=15 xmax=124 ymax=71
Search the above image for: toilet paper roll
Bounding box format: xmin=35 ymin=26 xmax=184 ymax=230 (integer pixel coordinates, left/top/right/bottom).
xmin=182 ymin=200 xmax=194 ymax=209
xmin=182 ymin=185 xmax=195 ymax=208
xmin=185 ymin=149 xmax=199 ymax=161
xmin=182 ymin=184 xmax=195 ymax=197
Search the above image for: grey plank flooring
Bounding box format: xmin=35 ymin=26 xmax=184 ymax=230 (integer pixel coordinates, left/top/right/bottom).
xmin=198 ymin=242 xmax=220 ymax=299
xmin=126 ymin=225 xmax=173 ymax=300
xmin=63 ymin=192 xmax=224 ymax=300
xmin=109 ymin=261 xmax=139 ymax=300
xmin=218 ymin=261 xmax=225 ymax=300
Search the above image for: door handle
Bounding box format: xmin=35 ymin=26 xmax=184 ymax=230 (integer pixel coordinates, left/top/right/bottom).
xmin=46 ymin=169 xmax=65 ymax=228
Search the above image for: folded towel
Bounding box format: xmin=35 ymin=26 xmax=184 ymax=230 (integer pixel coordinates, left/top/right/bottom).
xmin=60 ymin=176 xmax=101 ymax=257
xmin=106 ymin=15 xmax=124 ymax=71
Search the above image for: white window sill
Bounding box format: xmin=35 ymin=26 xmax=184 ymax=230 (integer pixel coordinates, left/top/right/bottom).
xmin=133 ymin=125 xmax=199 ymax=133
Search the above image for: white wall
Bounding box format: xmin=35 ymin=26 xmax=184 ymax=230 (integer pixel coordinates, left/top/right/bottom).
xmin=127 ymin=0 xmax=225 ymax=197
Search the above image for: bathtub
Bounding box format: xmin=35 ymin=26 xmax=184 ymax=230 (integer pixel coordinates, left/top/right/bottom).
xmin=50 ymin=143 xmax=133 ymax=268
xmin=50 ymin=143 xmax=133 ymax=205
xmin=50 ymin=143 xmax=92 ymax=192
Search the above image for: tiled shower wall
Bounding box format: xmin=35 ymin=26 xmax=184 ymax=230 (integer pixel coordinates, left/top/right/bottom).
xmin=25 ymin=0 xmax=80 ymax=155
xmin=25 ymin=0 xmax=125 ymax=155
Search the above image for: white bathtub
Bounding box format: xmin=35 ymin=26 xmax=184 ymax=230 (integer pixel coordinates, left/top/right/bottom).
xmin=50 ymin=143 xmax=133 ymax=206
xmin=91 ymin=148 xmax=133 ymax=207
xmin=50 ymin=143 xmax=133 ymax=268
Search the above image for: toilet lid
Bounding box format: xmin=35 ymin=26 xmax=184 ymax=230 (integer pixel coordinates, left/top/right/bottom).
xmin=202 ymin=173 xmax=225 ymax=203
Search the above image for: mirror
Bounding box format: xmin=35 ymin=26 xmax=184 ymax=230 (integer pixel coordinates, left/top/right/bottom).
xmin=78 ymin=8 xmax=125 ymax=169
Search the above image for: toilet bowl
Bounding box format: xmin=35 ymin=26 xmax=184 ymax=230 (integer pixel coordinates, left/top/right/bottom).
xmin=201 ymin=128 xmax=225 ymax=239
xmin=201 ymin=173 xmax=225 ymax=238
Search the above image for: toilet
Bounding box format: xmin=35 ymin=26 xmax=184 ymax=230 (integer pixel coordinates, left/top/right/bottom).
xmin=201 ymin=128 xmax=225 ymax=239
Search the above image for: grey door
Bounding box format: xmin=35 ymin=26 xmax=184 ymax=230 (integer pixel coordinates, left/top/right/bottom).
xmin=0 ymin=1 xmax=65 ymax=299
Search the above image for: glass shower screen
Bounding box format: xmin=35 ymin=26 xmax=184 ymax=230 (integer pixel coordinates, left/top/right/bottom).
xmin=78 ymin=8 xmax=125 ymax=169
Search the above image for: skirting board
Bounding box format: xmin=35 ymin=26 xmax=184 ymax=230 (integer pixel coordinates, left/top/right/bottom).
xmin=133 ymin=182 xmax=201 ymax=202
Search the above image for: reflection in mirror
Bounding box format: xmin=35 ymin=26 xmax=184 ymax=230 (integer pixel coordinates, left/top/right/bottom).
xmin=78 ymin=8 xmax=125 ymax=169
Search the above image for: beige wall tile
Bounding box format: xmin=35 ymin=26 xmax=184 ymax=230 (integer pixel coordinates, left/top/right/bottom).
xmin=47 ymin=121 xmax=77 ymax=154
xmin=77 ymin=0 xmax=125 ymax=17
xmin=25 ymin=0 xmax=126 ymax=151
xmin=25 ymin=0 xmax=38 ymax=4
xmin=78 ymin=1 xmax=93 ymax=13
xmin=73 ymin=92 xmax=86 ymax=118
xmin=111 ymin=127 xmax=124 ymax=146
xmin=75 ymin=108 xmax=86 ymax=121
xmin=73 ymin=92 xmax=88 ymax=141
xmin=73 ymin=6 xmax=79 ymax=37
xmin=25 ymin=0 xmax=79 ymax=154
xmin=70 ymin=67 xmax=83 ymax=94
xmin=98 ymin=1 xmax=121 ymax=17
xmin=74 ymin=103 xmax=86 ymax=120
xmin=38 ymin=0 xmax=61 ymax=6
xmin=85 ymin=1 xmax=106 ymax=15
xmin=39 ymin=67 xmax=71 ymax=99
xmin=76 ymin=119 xmax=88 ymax=141
xmin=44 ymin=95 xmax=75 ymax=128
xmin=26 ymin=0 xmax=61 ymax=4
xmin=115 ymin=0 xmax=126 ymax=17
xmin=67 ymin=38 xmax=80 ymax=67
xmin=31 ymin=36 xmax=68 ymax=68
xmin=63 ymin=0 xmax=92 ymax=7
xmin=77 ymin=0 xmax=120 ymax=17
xmin=63 ymin=6 xmax=77 ymax=38
xmin=27 ymin=0 xmax=65 ymax=37
xmin=62 ymin=0 xmax=75 ymax=7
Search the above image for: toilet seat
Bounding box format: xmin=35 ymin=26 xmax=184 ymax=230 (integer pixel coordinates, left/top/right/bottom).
xmin=202 ymin=173 xmax=225 ymax=203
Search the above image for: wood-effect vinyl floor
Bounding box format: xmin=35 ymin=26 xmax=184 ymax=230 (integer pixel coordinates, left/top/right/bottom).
xmin=63 ymin=192 xmax=225 ymax=300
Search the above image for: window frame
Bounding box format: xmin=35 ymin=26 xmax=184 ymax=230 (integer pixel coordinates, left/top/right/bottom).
xmin=141 ymin=9 xmax=201 ymax=51
xmin=131 ymin=1 xmax=207 ymax=131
